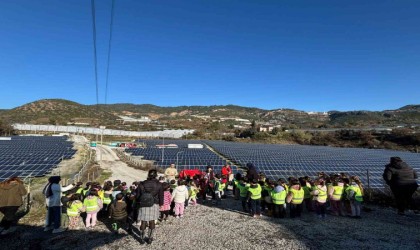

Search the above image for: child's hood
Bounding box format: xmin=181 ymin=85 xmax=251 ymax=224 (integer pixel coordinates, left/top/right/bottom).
xmin=273 ymin=185 xmax=284 ymax=193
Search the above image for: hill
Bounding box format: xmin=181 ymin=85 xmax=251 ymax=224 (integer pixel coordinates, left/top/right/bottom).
xmin=1 ymin=99 xmax=119 ymax=126
xmin=0 ymin=99 xmax=419 ymax=130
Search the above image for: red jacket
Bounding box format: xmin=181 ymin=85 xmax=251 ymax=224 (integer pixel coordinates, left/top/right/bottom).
xmin=221 ymin=166 xmax=232 ymax=176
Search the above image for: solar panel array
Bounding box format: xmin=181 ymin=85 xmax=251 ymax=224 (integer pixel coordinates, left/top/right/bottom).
xmin=0 ymin=136 xmax=76 ymax=181
xmin=128 ymin=139 xmax=235 ymax=173
xmin=205 ymin=140 xmax=420 ymax=189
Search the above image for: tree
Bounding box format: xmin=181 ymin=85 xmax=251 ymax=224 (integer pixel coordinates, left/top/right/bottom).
xmin=0 ymin=120 xmax=14 ymax=136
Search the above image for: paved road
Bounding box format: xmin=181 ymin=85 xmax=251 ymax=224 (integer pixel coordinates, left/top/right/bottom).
xmin=96 ymin=145 xmax=148 ymax=184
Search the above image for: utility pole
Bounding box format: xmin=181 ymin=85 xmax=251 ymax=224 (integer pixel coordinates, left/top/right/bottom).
xmin=100 ymin=126 xmax=106 ymax=145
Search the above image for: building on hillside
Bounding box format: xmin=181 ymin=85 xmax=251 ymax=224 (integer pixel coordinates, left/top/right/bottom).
xmin=67 ymin=122 xmax=90 ymax=126
xmin=118 ymin=116 xmax=152 ymax=124
xmin=219 ymin=117 xmax=252 ymax=125
xmin=258 ymin=125 xmax=274 ymax=132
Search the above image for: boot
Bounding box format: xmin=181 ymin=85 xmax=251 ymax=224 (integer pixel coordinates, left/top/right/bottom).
xmin=146 ymin=229 xmax=155 ymax=244
xmin=139 ymin=230 xmax=145 ymax=244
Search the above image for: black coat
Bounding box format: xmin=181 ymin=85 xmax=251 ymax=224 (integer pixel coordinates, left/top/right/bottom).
xmin=246 ymin=164 xmax=259 ymax=182
xmin=136 ymin=179 xmax=164 ymax=206
xmin=383 ymin=161 xmax=418 ymax=188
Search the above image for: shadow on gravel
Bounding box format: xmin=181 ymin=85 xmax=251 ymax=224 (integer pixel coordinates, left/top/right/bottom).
xmin=197 ymin=190 xmax=420 ymax=250
xmin=0 ymin=224 xmax=128 ymax=250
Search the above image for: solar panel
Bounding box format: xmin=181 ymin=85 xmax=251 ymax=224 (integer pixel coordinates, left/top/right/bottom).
xmin=0 ymin=136 xmax=76 ymax=180
xmin=205 ymin=140 xmax=420 ymax=190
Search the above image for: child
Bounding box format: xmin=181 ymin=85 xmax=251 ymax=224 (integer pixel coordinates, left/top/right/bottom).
xmin=60 ymin=191 xmax=72 ymax=230
xmin=102 ymin=185 xmax=114 ymax=213
xmin=214 ymin=174 xmax=224 ymax=205
xmin=67 ymin=193 xmax=85 ymax=230
xmin=171 ymin=180 xmax=189 ymax=218
xmin=233 ymin=173 xmax=242 ymax=200
xmin=83 ymin=189 xmax=103 ymax=228
xmin=271 ymin=181 xmax=286 ymax=218
xmin=159 ymin=183 xmax=172 ymax=221
xmin=220 ymin=175 xmax=228 ymax=199
xmin=188 ymin=182 xmax=199 ymax=206
xmin=311 ymin=179 xmax=328 ymax=219
xmin=237 ymin=178 xmax=250 ymax=212
xmin=82 ymin=182 xmax=91 ymax=198
xmin=109 ymin=193 xmax=128 ymax=233
xmin=125 ymin=185 xmax=137 ymax=234
xmin=329 ymin=178 xmax=344 ymax=216
xmin=300 ymin=177 xmax=313 ymax=212
xmin=286 ymin=180 xmax=304 ymax=218
xmin=247 ymin=179 xmax=262 ymax=217
xmin=346 ymin=176 xmax=363 ymax=218
xmin=261 ymin=179 xmax=273 ymax=216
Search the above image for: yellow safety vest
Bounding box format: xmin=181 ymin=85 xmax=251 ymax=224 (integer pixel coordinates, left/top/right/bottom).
xmin=346 ymin=185 xmax=363 ymax=202
xmin=190 ymin=187 xmax=198 ymax=198
xmin=290 ymin=188 xmax=304 ymax=204
xmin=234 ymin=180 xmax=239 ymax=187
xmin=316 ymin=186 xmax=327 ymax=203
xmin=84 ymin=196 xmax=99 ymax=212
xmin=302 ymin=186 xmax=311 ymax=199
xmin=237 ymin=184 xmax=249 ymax=198
xmin=98 ymin=190 xmax=104 ymax=201
xmin=76 ymin=188 xmax=84 ymax=194
xmin=220 ymin=182 xmax=226 ymax=191
xmin=271 ymin=190 xmax=287 ymax=205
xmin=248 ymin=184 xmax=262 ymax=200
xmin=67 ymin=201 xmax=83 ymax=217
xmin=103 ymin=194 xmax=112 ymax=205
xmin=215 ymin=181 xmax=224 ymax=192
xmin=332 ymin=186 xmax=344 ymax=201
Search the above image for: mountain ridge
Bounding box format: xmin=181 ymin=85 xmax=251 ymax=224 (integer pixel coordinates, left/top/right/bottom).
xmin=0 ymin=99 xmax=419 ymax=129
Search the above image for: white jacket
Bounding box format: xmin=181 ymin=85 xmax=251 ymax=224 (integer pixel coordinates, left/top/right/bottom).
xmin=45 ymin=183 xmax=74 ymax=207
xmin=171 ymin=185 xmax=189 ymax=203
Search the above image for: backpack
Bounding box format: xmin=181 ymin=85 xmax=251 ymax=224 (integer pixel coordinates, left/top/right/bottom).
xmin=138 ymin=183 xmax=155 ymax=208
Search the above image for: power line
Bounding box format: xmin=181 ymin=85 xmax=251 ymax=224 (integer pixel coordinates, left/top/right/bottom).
xmin=91 ymin=0 xmax=99 ymax=105
xmin=105 ymin=0 xmax=116 ymax=104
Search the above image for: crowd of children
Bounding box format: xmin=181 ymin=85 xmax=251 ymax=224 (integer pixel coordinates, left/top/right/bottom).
xmin=43 ymin=166 xmax=365 ymax=246
xmin=52 ymin=177 xmax=202 ymax=237
xmin=233 ymin=172 xmax=365 ymax=219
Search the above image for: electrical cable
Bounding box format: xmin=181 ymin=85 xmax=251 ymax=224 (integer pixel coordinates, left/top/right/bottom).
xmin=91 ymin=0 xmax=99 ymax=105
xmin=105 ymin=0 xmax=115 ymax=104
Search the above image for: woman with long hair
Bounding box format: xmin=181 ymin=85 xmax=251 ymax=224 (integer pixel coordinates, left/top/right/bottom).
xmin=43 ymin=176 xmax=74 ymax=234
xmin=0 ymin=176 xmax=28 ymax=235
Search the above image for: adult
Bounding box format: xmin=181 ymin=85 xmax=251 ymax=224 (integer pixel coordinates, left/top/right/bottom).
xmin=164 ymin=163 xmax=178 ymax=181
xmin=383 ymin=157 xmax=418 ymax=215
xmin=204 ymin=165 xmax=215 ymax=201
xmin=43 ymin=176 xmax=74 ymax=233
xmin=245 ymin=163 xmax=259 ymax=182
xmin=221 ymin=164 xmax=233 ymax=182
xmin=136 ymin=170 xmax=164 ymax=244
xmin=0 ymin=177 xmax=28 ymax=235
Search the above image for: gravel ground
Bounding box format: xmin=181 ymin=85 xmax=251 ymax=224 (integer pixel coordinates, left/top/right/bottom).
xmin=5 ymin=195 xmax=419 ymax=250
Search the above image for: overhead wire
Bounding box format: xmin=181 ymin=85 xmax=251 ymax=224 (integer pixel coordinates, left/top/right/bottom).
xmin=105 ymin=0 xmax=115 ymax=104
xmin=91 ymin=0 xmax=99 ymax=105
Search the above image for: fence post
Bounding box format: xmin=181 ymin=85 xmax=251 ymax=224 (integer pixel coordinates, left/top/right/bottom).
xmin=366 ymin=169 xmax=372 ymax=201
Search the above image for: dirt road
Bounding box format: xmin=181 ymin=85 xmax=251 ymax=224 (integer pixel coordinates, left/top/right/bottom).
xmin=96 ymin=145 xmax=148 ymax=184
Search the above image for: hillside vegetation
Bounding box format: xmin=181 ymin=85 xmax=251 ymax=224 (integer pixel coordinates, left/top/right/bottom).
xmin=0 ymin=99 xmax=419 ymax=151
xmin=2 ymin=99 xmax=419 ymax=128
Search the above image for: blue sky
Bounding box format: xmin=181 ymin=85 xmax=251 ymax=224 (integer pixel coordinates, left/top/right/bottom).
xmin=0 ymin=0 xmax=419 ymax=111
